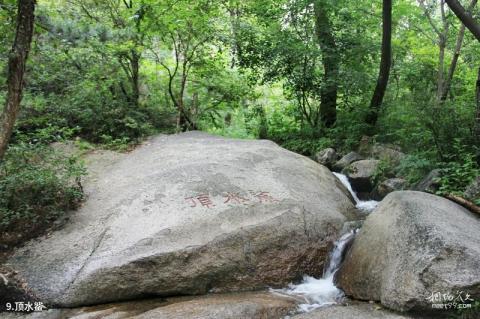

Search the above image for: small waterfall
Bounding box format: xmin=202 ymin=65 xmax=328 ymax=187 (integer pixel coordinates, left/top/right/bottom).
xmin=272 ymin=230 xmax=357 ymax=312
xmin=323 ymin=230 xmax=357 ymax=278
xmin=333 ymin=172 xmax=379 ymax=212
xmin=272 ymin=173 xmax=378 ymax=312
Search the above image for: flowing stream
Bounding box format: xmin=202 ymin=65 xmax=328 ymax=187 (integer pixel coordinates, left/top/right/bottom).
xmin=333 ymin=172 xmax=379 ymax=212
xmin=272 ymin=172 xmax=379 ymax=312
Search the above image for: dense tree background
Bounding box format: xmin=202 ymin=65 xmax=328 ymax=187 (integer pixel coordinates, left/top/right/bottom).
xmin=1 ymin=0 xmax=480 ymax=245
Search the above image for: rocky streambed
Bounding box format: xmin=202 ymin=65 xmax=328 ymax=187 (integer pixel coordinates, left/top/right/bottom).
xmin=1 ymin=132 xmax=479 ymax=319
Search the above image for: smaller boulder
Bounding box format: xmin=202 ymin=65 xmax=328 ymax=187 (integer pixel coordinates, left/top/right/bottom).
xmin=334 ymin=152 xmax=364 ymax=172
xmin=373 ymin=178 xmax=406 ymax=200
xmin=464 ymin=176 xmax=480 ymax=201
xmin=371 ymin=144 xmax=405 ymax=165
xmin=342 ymin=160 xmax=380 ymax=195
xmin=314 ymin=148 xmax=337 ymax=168
xmin=414 ymin=169 xmax=442 ymax=193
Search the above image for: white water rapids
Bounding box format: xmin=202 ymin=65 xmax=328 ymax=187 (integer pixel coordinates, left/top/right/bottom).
xmin=333 ymin=172 xmax=379 ymax=212
xmin=272 ymin=172 xmax=379 ymax=312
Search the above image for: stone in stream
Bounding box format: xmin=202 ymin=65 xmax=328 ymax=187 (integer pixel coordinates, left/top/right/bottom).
xmin=373 ymin=178 xmax=406 ymax=200
xmin=333 ymin=151 xmax=364 ymax=172
xmin=3 ymin=132 xmax=354 ymax=307
xmin=337 ymin=191 xmax=480 ymax=312
xmin=342 ymin=159 xmax=380 ymax=196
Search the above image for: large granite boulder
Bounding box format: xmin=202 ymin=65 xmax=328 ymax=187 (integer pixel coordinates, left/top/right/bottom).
xmin=342 ymin=160 xmax=380 ymax=195
xmin=4 ymin=132 xmax=353 ymax=307
xmin=337 ymin=191 xmax=480 ymax=312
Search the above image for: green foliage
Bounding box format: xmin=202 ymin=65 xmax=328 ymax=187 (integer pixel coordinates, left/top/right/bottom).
xmin=372 ymin=159 xmax=396 ymax=186
xmin=273 ymin=132 xmax=334 ymax=156
xmin=437 ymin=143 xmax=480 ymax=196
xmin=0 ymin=144 xmax=86 ymax=248
xmin=396 ymin=154 xmax=436 ymax=186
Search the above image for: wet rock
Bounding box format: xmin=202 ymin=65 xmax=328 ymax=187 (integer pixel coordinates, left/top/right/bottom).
xmin=5 ymin=132 xmax=353 ymax=307
xmin=337 ymin=191 xmax=480 ymax=312
xmin=314 ymin=148 xmax=337 ymax=169
xmin=373 ymin=178 xmax=406 ymax=200
xmin=342 ymin=160 xmax=380 ymax=195
xmin=133 ymin=292 xmax=297 ymax=319
xmin=334 ymin=152 xmax=364 ymax=172
xmin=414 ymin=169 xmax=442 ymax=193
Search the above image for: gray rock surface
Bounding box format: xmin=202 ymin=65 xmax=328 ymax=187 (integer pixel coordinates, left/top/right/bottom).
xmin=414 ymin=169 xmax=442 ymax=193
xmin=1 ymin=292 xmax=298 ymax=319
xmin=374 ymin=178 xmax=406 ymax=199
xmin=291 ymin=303 xmax=419 ymax=319
xmin=342 ymin=160 xmax=380 ymax=194
xmin=337 ymin=191 xmax=480 ymax=312
xmin=334 ymin=152 xmax=364 ymax=172
xmin=4 ymin=132 xmax=353 ymax=307
xmin=314 ymin=148 xmax=337 ymax=169
xmin=464 ymin=176 xmax=480 ymax=201
xmin=371 ymin=144 xmax=405 ymax=165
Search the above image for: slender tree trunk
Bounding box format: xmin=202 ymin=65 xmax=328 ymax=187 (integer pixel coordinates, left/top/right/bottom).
xmin=436 ymin=0 xmax=449 ymax=103
xmin=0 ymin=0 xmax=36 ymax=160
xmin=257 ymin=105 xmax=268 ymax=139
xmin=446 ymin=0 xmax=480 ymax=40
xmin=441 ymin=0 xmax=477 ymax=101
xmin=366 ymin=0 xmax=392 ymax=126
xmin=314 ymin=0 xmax=339 ymax=128
xmin=476 ymin=67 xmax=480 ymax=144
xmin=131 ymin=49 xmax=140 ymax=107
xmin=228 ymin=3 xmax=242 ymax=68
xmin=442 ymin=24 xmax=466 ymax=101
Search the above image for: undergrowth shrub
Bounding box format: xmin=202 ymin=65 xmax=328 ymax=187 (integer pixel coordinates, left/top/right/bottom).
xmin=0 ymin=144 xmax=86 ymax=249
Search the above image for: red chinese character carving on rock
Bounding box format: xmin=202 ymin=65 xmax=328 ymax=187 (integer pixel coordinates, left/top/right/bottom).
xmin=250 ymin=191 xmax=279 ymax=203
xmin=185 ymin=194 xmax=215 ymax=208
xmin=223 ymin=192 xmax=249 ymax=204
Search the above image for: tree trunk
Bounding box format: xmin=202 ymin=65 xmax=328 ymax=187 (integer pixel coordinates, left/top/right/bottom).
xmin=442 ymin=24 xmax=466 ymax=101
xmin=446 ymin=0 xmax=480 ymax=40
xmin=131 ymin=49 xmax=140 ymax=107
xmin=314 ymin=0 xmax=338 ymax=128
xmin=441 ymin=0 xmax=477 ymax=101
xmin=436 ymin=0 xmax=449 ymax=103
xmin=366 ymin=0 xmax=392 ymax=126
xmin=476 ymin=67 xmax=480 ymax=145
xmin=0 ymin=0 xmax=36 ymax=160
